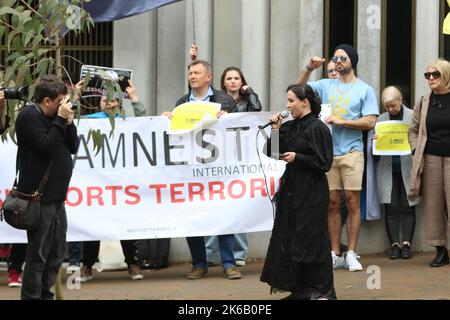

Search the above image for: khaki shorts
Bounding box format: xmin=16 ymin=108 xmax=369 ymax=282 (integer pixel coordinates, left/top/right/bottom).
xmin=327 ymin=151 xmax=364 ymax=191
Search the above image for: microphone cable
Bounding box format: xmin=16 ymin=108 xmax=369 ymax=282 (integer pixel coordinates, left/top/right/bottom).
xmin=255 ymin=111 xmax=289 ymax=220
xmin=256 ymin=128 xmax=277 ymax=221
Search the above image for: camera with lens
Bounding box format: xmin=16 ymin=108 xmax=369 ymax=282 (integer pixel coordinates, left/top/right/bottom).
xmin=1 ymin=86 xmax=29 ymax=100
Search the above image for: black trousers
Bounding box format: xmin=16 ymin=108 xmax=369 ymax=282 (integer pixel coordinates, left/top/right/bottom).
xmin=8 ymin=243 xmax=27 ymax=273
xmin=82 ymin=240 xmax=139 ymax=268
xmin=21 ymin=203 xmax=67 ymax=300
xmin=385 ymin=171 xmax=416 ymax=244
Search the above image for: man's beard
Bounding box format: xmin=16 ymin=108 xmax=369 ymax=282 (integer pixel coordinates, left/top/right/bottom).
xmin=337 ymin=65 xmax=352 ymax=76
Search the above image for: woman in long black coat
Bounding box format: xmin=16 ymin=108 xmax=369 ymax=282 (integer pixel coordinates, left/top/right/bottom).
xmin=260 ymin=84 xmax=336 ymax=300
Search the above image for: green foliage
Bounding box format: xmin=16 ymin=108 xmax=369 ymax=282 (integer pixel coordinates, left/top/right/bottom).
xmin=1 ymin=1 xmax=93 ymax=87
xmin=0 ymin=0 xmax=94 ymax=104
xmin=0 ymin=0 xmax=117 ymax=150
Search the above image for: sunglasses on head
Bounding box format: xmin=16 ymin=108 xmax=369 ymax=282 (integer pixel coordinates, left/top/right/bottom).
xmin=331 ymin=55 xmax=348 ymax=63
xmin=424 ymin=71 xmax=441 ymax=80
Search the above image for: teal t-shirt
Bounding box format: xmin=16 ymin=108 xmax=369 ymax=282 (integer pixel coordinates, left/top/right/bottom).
xmin=308 ymin=78 xmax=379 ymax=156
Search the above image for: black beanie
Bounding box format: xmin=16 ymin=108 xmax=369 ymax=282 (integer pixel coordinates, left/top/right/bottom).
xmin=335 ymin=44 xmax=358 ymax=69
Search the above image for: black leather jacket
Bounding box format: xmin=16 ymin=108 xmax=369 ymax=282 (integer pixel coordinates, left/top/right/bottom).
xmin=232 ymin=87 xmax=262 ymax=113
xmin=175 ymin=86 xmax=235 ymax=112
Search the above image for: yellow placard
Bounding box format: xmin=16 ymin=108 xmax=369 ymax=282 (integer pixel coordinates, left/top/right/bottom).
xmin=444 ymin=14 xmax=450 ymax=35
xmin=169 ymin=101 xmax=220 ymax=133
xmin=444 ymin=0 xmax=450 ymax=35
xmin=374 ymin=121 xmax=411 ymax=155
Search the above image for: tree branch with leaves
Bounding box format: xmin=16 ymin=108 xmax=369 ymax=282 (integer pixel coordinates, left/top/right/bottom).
xmin=0 ymin=0 xmax=121 ymax=153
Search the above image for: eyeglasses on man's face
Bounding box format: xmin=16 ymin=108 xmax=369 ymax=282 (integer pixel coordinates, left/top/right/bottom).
xmin=424 ymin=71 xmax=441 ymax=80
xmin=331 ymin=55 xmax=348 ymax=63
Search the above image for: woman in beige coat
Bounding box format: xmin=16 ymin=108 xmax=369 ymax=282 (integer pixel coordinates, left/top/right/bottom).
xmin=408 ymin=59 xmax=450 ymax=267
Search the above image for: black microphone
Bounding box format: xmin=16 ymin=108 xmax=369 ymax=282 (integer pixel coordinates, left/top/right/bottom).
xmin=260 ymin=110 xmax=290 ymax=129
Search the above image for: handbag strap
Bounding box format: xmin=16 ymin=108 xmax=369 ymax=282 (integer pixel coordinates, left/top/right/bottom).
xmin=13 ymin=159 xmax=53 ymax=196
xmin=37 ymin=160 xmax=53 ymax=194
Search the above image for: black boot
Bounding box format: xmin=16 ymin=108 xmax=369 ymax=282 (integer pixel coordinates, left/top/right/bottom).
xmin=281 ymin=293 xmax=300 ymax=300
xmin=389 ymin=243 xmax=401 ymax=259
xmin=430 ymin=246 xmax=449 ymax=267
xmin=401 ymin=243 xmax=412 ymax=259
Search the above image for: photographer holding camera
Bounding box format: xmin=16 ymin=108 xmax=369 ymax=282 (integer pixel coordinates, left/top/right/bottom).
xmin=15 ymin=75 xmax=80 ymax=300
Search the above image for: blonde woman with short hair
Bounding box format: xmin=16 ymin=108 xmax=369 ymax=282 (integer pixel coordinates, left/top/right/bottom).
xmin=375 ymin=86 xmax=418 ymax=259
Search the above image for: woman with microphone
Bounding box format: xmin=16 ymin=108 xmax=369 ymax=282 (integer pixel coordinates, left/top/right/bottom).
xmin=260 ymin=84 xmax=336 ymax=300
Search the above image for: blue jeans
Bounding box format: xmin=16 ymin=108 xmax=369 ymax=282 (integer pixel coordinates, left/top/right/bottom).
xmin=68 ymin=242 xmax=81 ymax=266
xmin=187 ymin=234 xmax=236 ymax=271
xmin=206 ymin=233 xmax=248 ymax=263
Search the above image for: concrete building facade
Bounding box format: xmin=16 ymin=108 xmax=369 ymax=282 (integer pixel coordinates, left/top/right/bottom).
xmin=112 ymin=0 xmax=448 ymax=262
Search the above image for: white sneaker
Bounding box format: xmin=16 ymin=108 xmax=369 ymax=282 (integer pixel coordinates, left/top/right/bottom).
xmin=128 ymin=264 xmax=144 ymax=280
xmin=235 ymin=260 xmax=246 ymax=266
xmin=66 ymin=264 xmax=80 ymax=273
xmin=76 ymin=266 xmax=94 ymax=282
xmin=346 ymin=250 xmax=363 ymax=272
xmin=331 ymin=251 xmax=348 ymax=269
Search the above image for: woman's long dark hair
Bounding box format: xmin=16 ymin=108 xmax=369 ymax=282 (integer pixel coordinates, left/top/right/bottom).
xmin=286 ymin=84 xmax=322 ymax=117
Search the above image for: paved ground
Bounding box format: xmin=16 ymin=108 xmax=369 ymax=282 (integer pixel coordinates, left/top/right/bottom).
xmin=0 ymin=252 xmax=449 ymax=300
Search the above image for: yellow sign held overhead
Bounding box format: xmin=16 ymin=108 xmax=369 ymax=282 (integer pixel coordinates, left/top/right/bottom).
xmin=168 ymin=101 xmax=221 ymax=134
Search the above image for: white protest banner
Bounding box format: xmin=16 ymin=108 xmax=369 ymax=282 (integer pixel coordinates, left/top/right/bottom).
xmin=0 ymin=112 xmax=285 ymax=243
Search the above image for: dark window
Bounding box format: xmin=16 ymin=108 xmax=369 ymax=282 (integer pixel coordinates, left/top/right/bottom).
xmin=327 ymin=0 xmax=356 ymax=58
xmin=61 ymin=22 xmax=113 ymax=82
xmin=384 ymin=0 xmax=414 ymax=106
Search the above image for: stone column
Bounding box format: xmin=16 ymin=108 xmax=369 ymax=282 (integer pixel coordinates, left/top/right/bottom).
xmin=412 ymin=0 xmax=440 ymax=253
xmin=298 ymin=0 xmax=324 ymax=83
xmin=269 ymin=0 xmax=324 ymax=111
xmin=269 ymin=0 xmax=301 ymax=111
xmin=184 ymin=0 xmax=214 ymax=90
xmin=212 ymin=0 xmax=241 ymax=86
xmin=241 ymin=0 xmax=270 ymax=110
xmin=415 ymin=0 xmax=440 ymax=101
xmin=156 ymin=1 xmax=186 ymax=114
xmin=357 ymin=0 xmax=382 ymax=98
xmin=113 ymin=12 xmax=157 ymax=115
